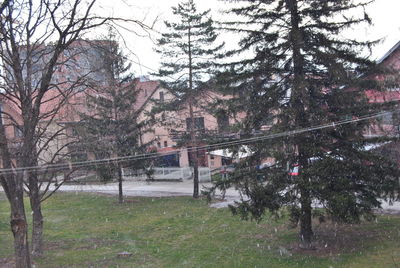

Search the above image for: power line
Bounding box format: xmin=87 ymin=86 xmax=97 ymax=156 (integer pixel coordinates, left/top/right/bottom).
xmin=0 ymin=110 xmax=392 ymax=174
xmin=0 ymin=109 xmax=393 ymax=175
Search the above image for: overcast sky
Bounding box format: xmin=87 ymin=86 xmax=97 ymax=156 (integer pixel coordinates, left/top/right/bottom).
xmin=97 ymin=0 xmax=400 ymax=77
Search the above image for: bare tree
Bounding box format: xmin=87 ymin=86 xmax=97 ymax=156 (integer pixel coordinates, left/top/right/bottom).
xmin=0 ymin=0 xmax=153 ymax=265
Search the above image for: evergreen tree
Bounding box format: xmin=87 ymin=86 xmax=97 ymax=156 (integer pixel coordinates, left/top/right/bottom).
xmin=155 ymin=0 xmax=223 ymax=198
xmin=213 ymin=0 xmax=400 ymax=248
xmin=80 ymin=32 xmax=153 ymax=203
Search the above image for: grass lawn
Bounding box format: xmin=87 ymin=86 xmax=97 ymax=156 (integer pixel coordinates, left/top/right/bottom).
xmin=0 ymin=192 xmax=399 ymax=267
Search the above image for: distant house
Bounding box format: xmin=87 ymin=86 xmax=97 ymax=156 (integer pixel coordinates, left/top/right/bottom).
xmin=365 ymin=40 xmax=400 ymax=137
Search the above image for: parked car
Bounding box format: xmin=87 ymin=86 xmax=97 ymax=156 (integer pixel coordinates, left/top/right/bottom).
xmin=289 ymin=164 xmax=299 ymax=176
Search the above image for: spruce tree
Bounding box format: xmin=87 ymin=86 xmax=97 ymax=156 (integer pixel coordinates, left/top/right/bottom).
xmin=155 ymin=0 xmax=223 ymax=198
xmin=80 ymin=32 xmax=152 ymax=203
xmin=214 ymin=0 xmax=400 ymax=248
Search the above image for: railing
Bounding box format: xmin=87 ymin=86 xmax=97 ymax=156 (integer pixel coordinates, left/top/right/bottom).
xmin=170 ymin=129 xmax=240 ymax=142
xmin=152 ymin=167 xmax=192 ymax=181
xmin=197 ymin=167 xmax=212 ymax=182
xmin=122 ymin=167 xmax=211 ymax=182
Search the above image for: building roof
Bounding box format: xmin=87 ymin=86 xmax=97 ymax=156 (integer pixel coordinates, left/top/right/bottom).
xmin=365 ymin=39 xmax=400 ymax=103
xmin=133 ymin=80 xmax=160 ymax=111
xmin=377 ymin=40 xmax=400 ymax=64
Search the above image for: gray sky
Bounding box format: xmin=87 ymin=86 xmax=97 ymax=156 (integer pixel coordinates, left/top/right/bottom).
xmin=97 ymin=0 xmax=400 ymax=76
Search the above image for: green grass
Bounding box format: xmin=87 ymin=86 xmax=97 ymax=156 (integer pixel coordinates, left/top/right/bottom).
xmin=0 ymin=192 xmax=399 ymax=267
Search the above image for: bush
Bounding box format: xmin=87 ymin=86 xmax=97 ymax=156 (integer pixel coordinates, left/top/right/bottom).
xmin=95 ymin=164 xmax=117 ymax=182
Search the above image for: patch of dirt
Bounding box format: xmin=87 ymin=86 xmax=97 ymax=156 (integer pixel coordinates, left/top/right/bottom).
xmin=0 ymin=258 xmax=37 ymax=268
xmin=289 ymin=220 xmax=385 ymax=257
xmin=249 ymin=215 xmax=399 ymax=258
xmin=0 ymin=258 xmax=15 ymax=268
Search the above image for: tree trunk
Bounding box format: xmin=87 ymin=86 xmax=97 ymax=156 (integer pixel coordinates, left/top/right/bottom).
xmin=10 ymin=191 xmax=32 ymax=268
xmin=29 ymin=180 xmax=43 ymax=257
xmin=24 ymin=140 xmax=44 ymax=256
xmin=187 ymin=23 xmax=199 ymax=199
xmin=118 ymin=164 xmax=123 ymax=203
xmin=286 ymin=0 xmax=313 ymax=249
xmin=188 ymin=101 xmax=200 ymax=199
xmin=299 ymin=188 xmax=313 ymax=249
xmin=0 ymin=117 xmax=32 ymax=267
xmin=192 ymin=157 xmax=199 ymax=198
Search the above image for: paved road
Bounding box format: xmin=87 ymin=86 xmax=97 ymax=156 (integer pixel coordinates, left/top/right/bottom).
xmin=1 ymin=180 xmax=399 ymax=211
xmin=49 ymin=180 xmax=400 ymax=211
xmin=47 ymin=180 xmax=232 ymax=197
xmin=50 ymin=180 xmax=241 ymax=208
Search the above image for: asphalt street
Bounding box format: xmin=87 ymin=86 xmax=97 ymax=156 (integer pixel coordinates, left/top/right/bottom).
xmin=49 ymin=180 xmax=400 ymax=211
xmin=1 ymin=179 xmax=399 ymax=212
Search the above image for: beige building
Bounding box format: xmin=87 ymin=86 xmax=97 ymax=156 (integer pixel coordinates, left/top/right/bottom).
xmin=138 ymin=85 xmax=244 ymax=169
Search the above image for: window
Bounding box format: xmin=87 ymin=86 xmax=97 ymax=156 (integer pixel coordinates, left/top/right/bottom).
xmin=68 ymin=144 xmax=87 ymax=162
xmin=164 ymin=141 xmax=168 ymax=147
xmin=263 ymin=115 xmax=274 ymax=126
xmin=186 ymin=117 xmax=205 ymax=132
xmin=14 ymin=125 xmax=23 ymax=138
xmin=381 ymin=112 xmax=393 ymax=125
xmin=71 ymin=127 xmax=79 ymax=137
xmin=157 ymin=142 xmax=161 ymax=148
xmin=217 ymin=112 xmax=229 ymax=132
xmin=159 ymin=91 xmax=164 ymax=102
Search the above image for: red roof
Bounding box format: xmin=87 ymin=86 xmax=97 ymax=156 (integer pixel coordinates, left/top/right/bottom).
xmin=366 ymin=90 xmax=400 ymax=103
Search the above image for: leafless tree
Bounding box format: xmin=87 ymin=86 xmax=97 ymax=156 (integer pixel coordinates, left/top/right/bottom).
xmin=0 ymin=0 xmax=153 ymax=266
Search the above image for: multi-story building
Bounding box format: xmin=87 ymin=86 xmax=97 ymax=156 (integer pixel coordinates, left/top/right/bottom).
xmin=2 ymin=39 xmax=120 ymax=163
xmin=138 ymin=87 xmax=244 ymax=168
